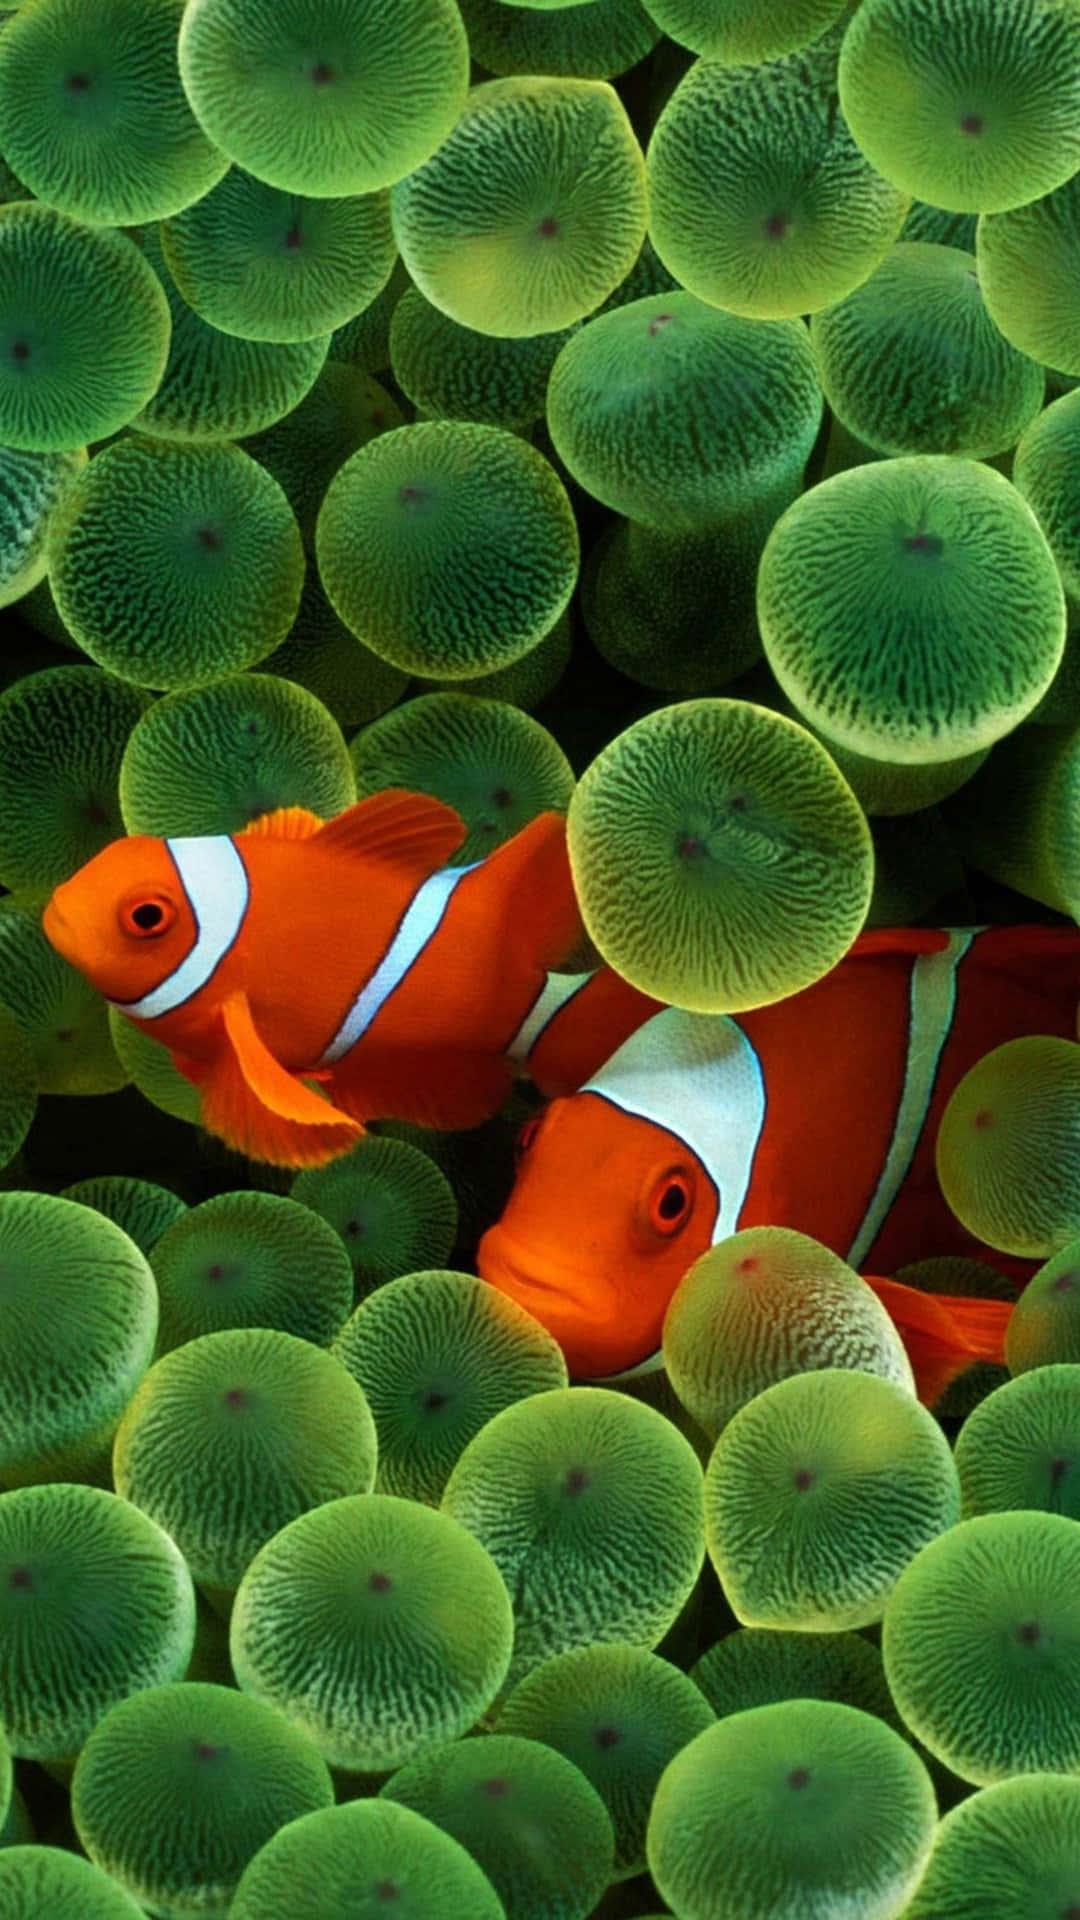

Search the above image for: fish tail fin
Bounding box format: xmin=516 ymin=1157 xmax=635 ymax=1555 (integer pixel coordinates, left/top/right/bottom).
xmin=863 ymin=1274 xmax=1014 ymax=1408
xmin=487 ymin=811 xmax=583 ymax=973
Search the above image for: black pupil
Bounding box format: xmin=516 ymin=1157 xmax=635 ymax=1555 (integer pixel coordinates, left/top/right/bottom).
xmin=658 ymin=1182 xmax=686 ymax=1220
xmin=132 ymin=902 xmax=163 ymax=930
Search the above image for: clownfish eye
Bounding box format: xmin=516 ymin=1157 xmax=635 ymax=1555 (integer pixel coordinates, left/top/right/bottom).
xmin=647 ymin=1169 xmax=693 ymax=1237
xmin=119 ymin=894 xmax=177 ymax=939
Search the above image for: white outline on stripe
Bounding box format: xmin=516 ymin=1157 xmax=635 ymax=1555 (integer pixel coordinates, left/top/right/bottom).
xmin=112 ymin=836 xmax=250 ymax=1021
xmin=506 ymin=969 xmax=593 ymax=1064
xmin=315 ymin=861 xmax=480 ymax=1067
xmin=845 ymin=928 xmax=978 ymax=1269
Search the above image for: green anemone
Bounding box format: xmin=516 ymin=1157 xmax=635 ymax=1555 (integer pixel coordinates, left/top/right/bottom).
xmin=328 ymin=255 xmax=410 ymax=373
xmin=106 ymin=1007 xmax=204 ymax=1126
xmin=810 ymin=242 xmax=1044 ymax=458
xmin=757 ymin=456 xmax=1066 ymax=764
xmin=647 ymin=1698 xmax=937 ymax=1920
xmin=230 ymin=1799 xmax=507 ymax=1920
xmin=0 ymin=0 xmax=228 ymax=225
xmin=0 ymin=442 xmax=85 ymax=609
xmin=0 ymin=1004 xmax=35 ymax=1173
xmin=419 ymin=606 xmax=572 ymax=712
xmin=242 ymin=359 xmax=404 ymax=549
xmin=566 ymin=697 xmax=873 ymax=1012
xmin=0 ymin=1481 xmax=195 ymax=1761
xmin=332 ymin=1267 xmax=568 ymax=1503
xmin=261 ymin=572 xmax=409 ymax=730
xmin=113 ymin=1325 xmax=378 ymax=1595
xmin=349 ymin=692 xmax=574 ymax=864
xmin=641 ymin=0 xmax=851 ymax=60
xmin=883 ymin=1509 xmax=1080 ymax=1782
xmin=0 ymin=202 xmax=171 ymax=451
xmin=389 ymin=284 xmax=574 ymax=431
xmin=380 ymin=1732 xmax=615 ymax=1920
xmin=48 ymin=436 xmax=305 ymax=691
xmin=161 ymin=167 xmax=396 ymax=344
xmin=663 ymin=1226 xmax=914 ymax=1441
xmin=177 ymin=0 xmax=470 ymax=197
xmin=935 ymin=1035 xmax=1080 ymax=1257
xmin=134 ymin=230 xmax=330 ymax=443
xmin=440 ymin=1385 xmax=705 ymax=1684
xmin=838 ymin=0 xmax=1080 ymax=214
xmin=977 ymin=172 xmax=1080 ymax=374
xmin=954 ymin=1364 xmax=1080 ymax=1521
xmin=0 ymin=662 xmax=148 ymax=894
xmin=1013 ymin=388 xmax=1080 ymax=599
xmin=704 ymin=1368 xmax=960 ymax=1629
xmin=390 ymin=75 xmax=647 ymax=338
xmin=230 ymin=1492 xmax=514 ymax=1771
xmin=901 ymin=1773 xmax=1080 ymax=1920
xmin=71 ymin=1680 xmax=334 ymax=1918
xmin=495 ymin=1643 xmax=715 ymax=1880
xmin=118 ymin=671 xmax=355 ymax=836
xmin=0 ymin=1190 xmax=157 ymax=1486
xmin=0 ymin=900 xmax=126 ymax=1094
xmin=291 ymin=1137 xmax=458 ymax=1299
xmin=646 ymin=36 xmax=910 ymax=320
xmin=316 ymin=420 xmax=579 ymax=680
xmin=57 ymin=1174 xmax=187 ymax=1258
xmin=896 ymin=1255 xmax=1013 ymax=1417
xmin=691 ymin=1627 xmax=900 ymax=1727
xmin=0 ymin=1847 xmax=147 ymax=1917
xmin=547 ymin=292 xmax=822 ymax=530
xmin=459 ymin=0 xmax=660 ymax=78
xmin=1006 ymin=1239 xmax=1080 ymax=1373
xmin=150 ymin=1190 xmax=354 ymax=1354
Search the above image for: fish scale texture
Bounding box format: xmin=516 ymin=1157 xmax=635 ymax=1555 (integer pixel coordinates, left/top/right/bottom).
xmin=178 ymin=0 xmax=469 ymax=197
xmin=439 ymin=1387 xmax=705 ymax=1683
xmin=390 ymin=76 xmax=647 ymax=337
xmin=646 ymin=38 xmax=910 ymax=319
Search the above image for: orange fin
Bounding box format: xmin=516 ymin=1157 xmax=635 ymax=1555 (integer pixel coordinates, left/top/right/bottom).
xmin=483 ymin=811 xmax=582 ymax=973
xmin=330 ymin=1047 xmax=513 ymax=1131
xmin=863 ymin=1274 xmax=1013 ymax=1407
xmin=238 ymin=805 xmax=327 ymax=840
xmin=197 ymin=990 xmax=363 ymax=1166
xmin=313 ymin=790 xmax=465 ymax=871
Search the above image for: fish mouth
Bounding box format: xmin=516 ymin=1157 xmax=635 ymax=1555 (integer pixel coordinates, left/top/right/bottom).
xmin=476 ymin=1226 xmax=614 ymax=1327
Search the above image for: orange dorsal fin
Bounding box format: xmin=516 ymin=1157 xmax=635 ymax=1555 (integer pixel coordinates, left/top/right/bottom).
xmin=195 ymin=990 xmax=364 ymax=1167
xmin=311 ymin=790 xmax=466 ymax=871
xmin=238 ymin=805 xmax=327 ymax=840
xmin=863 ymin=1274 xmax=1013 ymax=1406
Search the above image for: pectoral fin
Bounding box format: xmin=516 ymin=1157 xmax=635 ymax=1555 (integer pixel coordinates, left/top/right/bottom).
xmin=864 ymin=1274 xmax=1013 ymax=1407
xmin=197 ymin=990 xmax=364 ymax=1166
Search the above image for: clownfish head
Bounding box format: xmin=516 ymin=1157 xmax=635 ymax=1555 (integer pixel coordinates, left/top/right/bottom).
xmin=42 ymin=835 xmax=202 ymax=1008
xmin=477 ymin=1090 xmax=719 ymax=1379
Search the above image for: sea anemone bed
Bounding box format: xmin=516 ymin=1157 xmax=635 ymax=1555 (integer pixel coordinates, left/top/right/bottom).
xmin=5 ymin=0 xmax=1080 ymax=1916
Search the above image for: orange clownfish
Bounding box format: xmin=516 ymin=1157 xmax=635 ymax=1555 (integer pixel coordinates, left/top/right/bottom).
xmin=42 ymin=790 xmax=605 ymax=1166
xmin=478 ymin=923 xmax=1080 ymax=1395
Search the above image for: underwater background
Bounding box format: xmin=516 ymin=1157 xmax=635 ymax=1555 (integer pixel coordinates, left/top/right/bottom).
xmin=5 ymin=0 xmax=1080 ymax=1915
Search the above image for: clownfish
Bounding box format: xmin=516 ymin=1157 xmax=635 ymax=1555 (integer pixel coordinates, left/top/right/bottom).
xmin=478 ymin=922 xmax=1080 ymax=1394
xmin=41 ymin=789 xmax=623 ymax=1166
